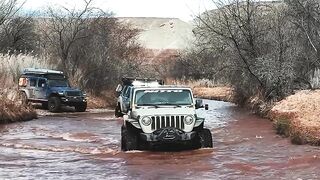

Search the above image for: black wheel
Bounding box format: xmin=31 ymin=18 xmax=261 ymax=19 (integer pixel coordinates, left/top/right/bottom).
xmin=41 ymin=102 xmax=48 ymax=109
xmin=198 ymin=129 xmax=213 ymax=148
xmin=121 ymin=125 xmax=138 ymax=151
xmin=75 ymin=102 xmax=87 ymax=112
xmin=20 ymin=92 xmax=30 ymax=106
xmin=115 ymin=104 xmax=123 ymax=117
xmin=48 ymin=96 xmax=61 ymax=112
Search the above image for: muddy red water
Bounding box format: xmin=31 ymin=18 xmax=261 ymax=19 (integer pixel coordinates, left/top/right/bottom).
xmin=1 ymin=100 xmax=320 ymax=179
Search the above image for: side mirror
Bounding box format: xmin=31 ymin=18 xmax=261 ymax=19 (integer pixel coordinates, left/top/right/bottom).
xmin=195 ymin=99 xmax=204 ymax=109
xmin=195 ymin=99 xmax=209 ymax=110
xmin=205 ymin=104 xmax=209 ymax=110
xmin=116 ymin=84 xmax=123 ymax=93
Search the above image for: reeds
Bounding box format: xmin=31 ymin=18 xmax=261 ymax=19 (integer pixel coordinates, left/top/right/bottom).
xmin=0 ymin=52 xmax=53 ymax=87
xmin=0 ymin=90 xmax=37 ymax=124
xmin=0 ymin=52 xmax=51 ymax=123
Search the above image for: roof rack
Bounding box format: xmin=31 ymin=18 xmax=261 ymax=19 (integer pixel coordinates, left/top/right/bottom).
xmin=22 ymin=68 xmax=64 ymax=75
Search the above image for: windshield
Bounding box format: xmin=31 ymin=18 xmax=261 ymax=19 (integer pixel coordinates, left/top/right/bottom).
xmin=48 ymin=79 xmax=69 ymax=87
xmin=135 ymin=89 xmax=193 ymax=106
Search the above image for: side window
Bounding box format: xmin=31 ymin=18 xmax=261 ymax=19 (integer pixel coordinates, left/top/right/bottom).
xmin=29 ymin=78 xmax=37 ymax=87
xmin=38 ymin=79 xmax=46 ymax=88
xmin=125 ymin=87 xmax=132 ymax=98
xmin=121 ymin=86 xmax=128 ymax=96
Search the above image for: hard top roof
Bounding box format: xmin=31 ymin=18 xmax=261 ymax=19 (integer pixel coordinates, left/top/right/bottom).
xmin=21 ymin=68 xmax=67 ymax=79
xmin=22 ymin=68 xmax=64 ymax=75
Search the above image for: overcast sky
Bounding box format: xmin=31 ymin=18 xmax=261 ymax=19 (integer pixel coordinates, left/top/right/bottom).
xmin=22 ymin=0 xmax=216 ymax=22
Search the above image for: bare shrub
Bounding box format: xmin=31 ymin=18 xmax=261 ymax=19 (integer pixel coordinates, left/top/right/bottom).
xmin=0 ymin=95 xmax=37 ymax=123
xmin=0 ymin=16 xmax=38 ymax=53
xmin=38 ymin=0 xmax=145 ymax=94
xmin=177 ymin=0 xmax=315 ymax=105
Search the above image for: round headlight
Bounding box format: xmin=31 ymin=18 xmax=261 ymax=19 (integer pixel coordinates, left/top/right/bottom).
xmin=141 ymin=116 xmax=151 ymax=126
xmin=184 ymin=115 xmax=194 ymax=125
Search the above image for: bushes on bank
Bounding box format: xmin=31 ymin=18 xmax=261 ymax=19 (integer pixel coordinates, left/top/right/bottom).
xmin=0 ymin=97 xmax=37 ymax=124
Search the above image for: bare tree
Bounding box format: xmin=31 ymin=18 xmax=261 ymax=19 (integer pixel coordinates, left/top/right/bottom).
xmin=181 ymin=0 xmax=300 ymax=104
xmin=78 ymin=18 xmax=144 ymax=93
xmin=39 ymin=0 xmax=145 ymax=93
xmin=0 ymin=0 xmax=35 ymax=53
xmin=40 ymin=0 xmax=105 ymax=77
xmin=0 ymin=0 xmax=21 ymax=26
xmin=285 ymin=0 xmax=320 ymax=89
xmin=0 ymin=16 xmax=37 ymax=53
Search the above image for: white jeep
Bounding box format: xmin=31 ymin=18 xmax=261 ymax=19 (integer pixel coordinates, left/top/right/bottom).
xmin=119 ymin=84 xmax=213 ymax=151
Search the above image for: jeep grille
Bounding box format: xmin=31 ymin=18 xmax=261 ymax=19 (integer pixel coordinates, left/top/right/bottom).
xmin=151 ymin=115 xmax=185 ymax=131
xmin=66 ymin=91 xmax=81 ymax=96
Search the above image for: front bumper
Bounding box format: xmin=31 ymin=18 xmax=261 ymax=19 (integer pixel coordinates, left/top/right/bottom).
xmin=140 ymin=127 xmax=197 ymax=143
xmin=61 ymin=96 xmax=87 ymax=105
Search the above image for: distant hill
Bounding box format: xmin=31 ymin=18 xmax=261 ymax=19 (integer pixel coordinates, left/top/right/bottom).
xmin=118 ymin=17 xmax=194 ymax=50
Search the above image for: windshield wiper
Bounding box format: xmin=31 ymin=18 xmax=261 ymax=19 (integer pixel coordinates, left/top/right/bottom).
xmin=137 ymin=104 xmax=159 ymax=108
xmin=158 ymin=103 xmax=182 ymax=107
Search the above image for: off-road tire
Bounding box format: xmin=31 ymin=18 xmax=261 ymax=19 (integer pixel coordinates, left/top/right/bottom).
xmin=48 ymin=96 xmax=61 ymax=112
xmin=121 ymin=125 xmax=138 ymax=151
xmin=198 ymin=128 xmax=213 ymax=148
xmin=41 ymin=102 xmax=48 ymax=109
xmin=75 ymin=102 xmax=87 ymax=112
xmin=115 ymin=104 xmax=123 ymax=117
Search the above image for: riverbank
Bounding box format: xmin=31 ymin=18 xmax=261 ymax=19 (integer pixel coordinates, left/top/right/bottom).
xmin=269 ymin=90 xmax=320 ymax=145
xmin=0 ymin=88 xmax=115 ymax=124
xmin=0 ymin=98 xmax=37 ymax=124
xmin=0 ymin=89 xmax=37 ymax=124
xmin=87 ymin=91 xmax=116 ymax=109
xmin=193 ymin=86 xmax=320 ymax=145
xmin=192 ymin=86 xmax=234 ymax=102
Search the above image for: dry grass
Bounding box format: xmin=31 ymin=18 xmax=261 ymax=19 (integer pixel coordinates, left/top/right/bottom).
xmin=0 ymin=53 xmax=53 ymax=87
xmin=269 ymin=90 xmax=320 ymax=145
xmin=192 ymin=86 xmax=234 ymax=102
xmin=0 ymin=53 xmax=50 ymax=123
xmin=167 ymin=78 xmax=226 ymax=88
xmin=166 ymin=79 xmax=233 ymax=101
xmin=87 ymin=91 xmax=117 ymax=109
xmin=0 ymin=90 xmax=37 ymax=124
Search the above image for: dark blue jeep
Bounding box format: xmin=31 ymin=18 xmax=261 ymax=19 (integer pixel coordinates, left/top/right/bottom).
xmin=18 ymin=68 xmax=87 ymax=112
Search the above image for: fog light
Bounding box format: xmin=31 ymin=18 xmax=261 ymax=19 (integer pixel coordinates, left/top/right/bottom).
xmin=184 ymin=115 xmax=194 ymax=125
xmin=141 ymin=116 xmax=151 ymax=126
